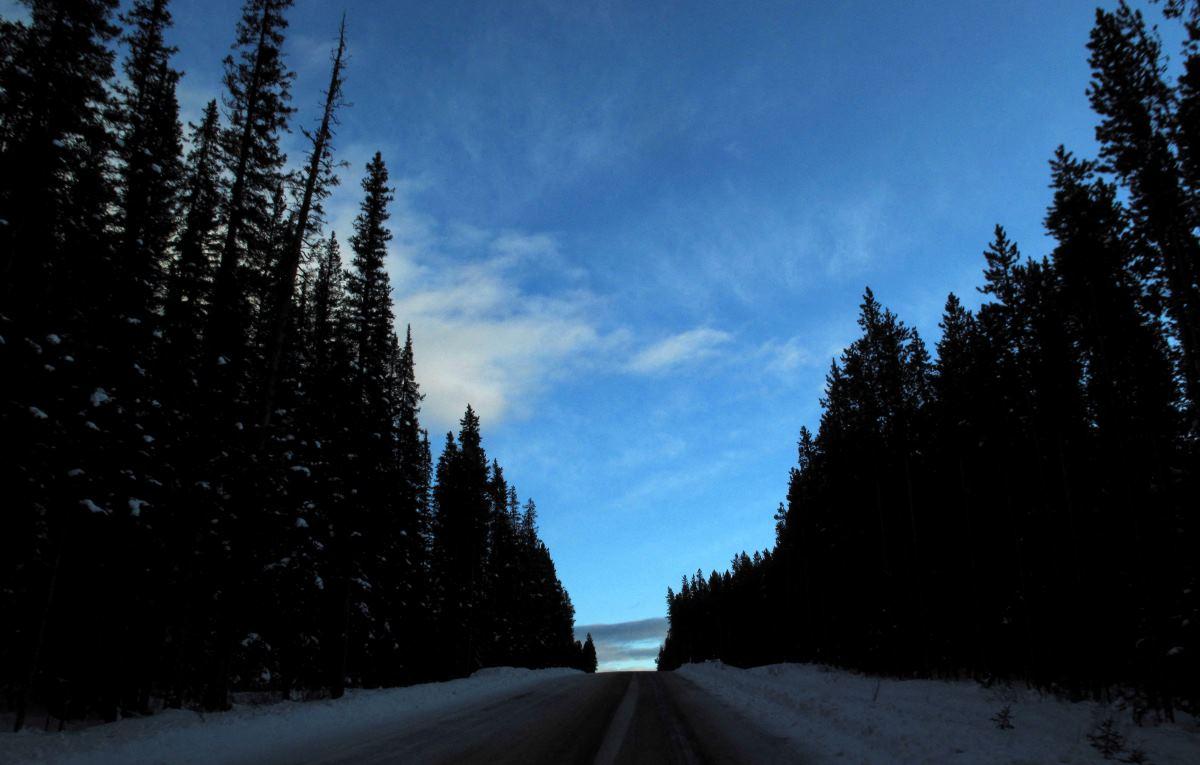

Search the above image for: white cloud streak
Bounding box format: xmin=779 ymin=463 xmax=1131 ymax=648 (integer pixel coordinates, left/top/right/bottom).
xmin=628 ymin=328 xmax=732 ymax=375
xmin=353 ymin=180 xmax=604 ymax=432
xmin=575 ymin=617 xmax=668 ymax=672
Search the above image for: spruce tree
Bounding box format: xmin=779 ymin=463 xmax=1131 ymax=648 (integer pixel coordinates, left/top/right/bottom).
xmin=260 ymin=18 xmax=347 ymax=428
xmin=114 ymin=0 xmax=183 ymax=323
xmin=347 ymin=152 xmax=397 ymax=395
xmin=164 ymin=100 xmax=222 ymax=370
xmin=432 ymin=407 xmax=492 ymax=677
xmin=208 ymin=0 xmax=295 ymax=378
xmin=1164 ymin=1 xmax=1200 ymax=204
xmin=0 ymin=0 xmax=121 ymax=732
xmin=582 ymin=634 xmax=598 ymax=673
xmin=1087 ymin=3 xmax=1200 ymax=415
xmin=0 ymin=0 xmax=119 ymax=325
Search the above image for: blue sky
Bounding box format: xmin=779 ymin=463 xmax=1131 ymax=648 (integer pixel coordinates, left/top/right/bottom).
xmin=5 ymin=0 xmax=1179 ymax=669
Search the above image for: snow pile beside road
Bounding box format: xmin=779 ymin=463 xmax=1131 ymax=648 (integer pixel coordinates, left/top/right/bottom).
xmin=676 ymin=661 xmax=1200 ymax=764
xmin=0 ymin=667 xmax=580 ymax=765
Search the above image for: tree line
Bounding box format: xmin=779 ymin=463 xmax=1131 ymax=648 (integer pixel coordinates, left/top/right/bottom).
xmin=658 ymin=0 xmax=1200 ymax=716
xmin=0 ymin=0 xmax=591 ymax=730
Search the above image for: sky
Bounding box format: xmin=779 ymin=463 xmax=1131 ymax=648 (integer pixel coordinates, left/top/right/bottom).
xmin=4 ymin=0 xmax=1184 ymax=670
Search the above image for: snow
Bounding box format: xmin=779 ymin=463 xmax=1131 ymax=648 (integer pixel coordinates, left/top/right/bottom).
xmin=89 ymin=389 xmax=109 ymax=407
xmin=294 ymin=517 xmax=308 ymax=529
xmin=66 ymin=469 xmax=84 ymax=478
xmin=45 ymin=334 xmax=61 ymax=345
xmin=0 ymin=667 xmax=579 ymax=765
xmin=289 ymin=466 xmax=311 ymax=477
xmin=28 ymin=407 xmax=48 ymax=420
xmin=128 ymin=499 xmax=148 ymax=517
xmin=79 ymin=499 xmax=106 ymax=515
xmin=675 ymin=662 xmax=1200 ymax=765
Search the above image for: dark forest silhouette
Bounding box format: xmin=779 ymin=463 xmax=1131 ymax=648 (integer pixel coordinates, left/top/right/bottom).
xmin=0 ymin=0 xmax=591 ymax=730
xmin=658 ymin=1 xmax=1200 ymax=717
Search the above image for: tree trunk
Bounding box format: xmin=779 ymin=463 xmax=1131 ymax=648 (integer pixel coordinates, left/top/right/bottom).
xmin=259 ymin=19 xmax=346 ymax=433
xmin=13 ymin=549 xmax=62 ymax=732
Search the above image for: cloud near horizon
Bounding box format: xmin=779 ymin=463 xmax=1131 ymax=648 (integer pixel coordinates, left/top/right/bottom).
xmin=575 ymin=617 xmax=668 ymax=671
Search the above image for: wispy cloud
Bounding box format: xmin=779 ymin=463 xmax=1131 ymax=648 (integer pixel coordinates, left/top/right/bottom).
xmin=397 ymin=271 xmax=600 ymax=430
xmin=822 ymin=185 xmax=893 ymax=278
xmin=336 ymin=177 xmax=606 ymax=432
xmin=754 ymin=336 xmax=816 ymax=377
xmin=628 ymin=327 xmax=732 ymax=375
xmin=576 ymin=617 xmax=668 ymax=672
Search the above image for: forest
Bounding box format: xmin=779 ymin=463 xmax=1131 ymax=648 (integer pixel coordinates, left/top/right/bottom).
xmin=658 ymin=0 xmax=1200 ymax=717
xmin=0 ymin=0 xmax=596 ymax=731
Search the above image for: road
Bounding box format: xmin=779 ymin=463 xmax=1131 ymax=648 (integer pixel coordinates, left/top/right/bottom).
xmin=276 ymin=671 xmax=803 ymax=764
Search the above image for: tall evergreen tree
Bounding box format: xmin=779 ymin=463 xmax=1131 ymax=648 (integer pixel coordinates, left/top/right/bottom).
xmin=581 ymin=634 xmax=598 ymax=673
xmin=114 ymin=0 xmax=183 ymax=324
xmin=163 ymin=100 xmax=222 ymax=369
xmin=1088 ymin=2 xmax=1200 ymax=415
xmin=432 ymin=407 xmax=492 ymax=677
xmin=0 ymin=0 xmax=119 ymax=324
xmin=0 ymin=0 xmax=121 ymax=732
xmin=1164 ymin=0 xmax=1200 ymax=206
xmin=207 ymin=0 xmax=294 ymax=378
xmin=260 ymin=17 xmax=347 ymax=428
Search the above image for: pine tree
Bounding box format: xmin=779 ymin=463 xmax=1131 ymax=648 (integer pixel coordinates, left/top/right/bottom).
xmin=197 ymin=0 xmax=296 ymax=711
xmin=1164 ymin=1 xmax=1200 ymax=205
xmin=260 ymin=17 xmax=347 ymax=428
xmin=0 ymin=0 xmax=121 ymax=733
xmin=432 ymin=407 xmax=493 ymax=677
xmin=347 ymin=152 xmax=396 ymax=394
xmin=0 ymin=0 xmax=119 ymax=325
xmin=1087 ymin=2 xmax=1200 ymax=415
xmin=582 ymin=634 xmax=598 ymax=673
xmin=1045 ymin=145 xmax=1183 ymax=696
xmin=114 ymin=0 xmax=183 ymax=324
xmin=208 ymin=0 xmax=295 ymax=379
xmin=163 ymin=100 xmax=222 ymax=369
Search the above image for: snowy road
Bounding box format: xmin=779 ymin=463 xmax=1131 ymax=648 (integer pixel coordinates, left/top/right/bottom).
xmin=264 ymin=671 xmax=803 ymax=764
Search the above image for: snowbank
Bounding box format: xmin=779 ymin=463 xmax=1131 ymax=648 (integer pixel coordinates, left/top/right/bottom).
xmin=676 ymin=662 xmax=1200 ymax=764
xmin=0 ymin=667 xmax=579 ymax=765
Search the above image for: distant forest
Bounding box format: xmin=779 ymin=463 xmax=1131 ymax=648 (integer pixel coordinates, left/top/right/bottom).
xmin=658 ymin=0 xmax=1200 ymax=716
xmin=0 ymin=0 xmax=596 ymax=731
